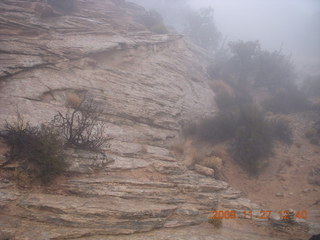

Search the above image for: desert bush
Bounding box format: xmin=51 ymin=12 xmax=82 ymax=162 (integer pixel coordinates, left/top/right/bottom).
xmin=196 ymin=111 xmax=238 ymax=143
xmin=269 ymin=117 xmax=293 ymax=144
xmin=150 ymin=23 xmax=169 ymax=34
xmin=214 ymin=92 xmax=236 ymax=112
xmin=312 ymin=99 xmax=320 ymax=113
xmin=51 ymin=97 xmax=108 ymax=152
xmin=184 ymin=7 xmax=221 ymax=53
xmin=264 ymin=86 xmax=310 ymax=113
xmin=193 ymin=104 xmax=294 ymax=175
xmin=47 ymin=0 xmax=75 ymax=12
xmin=139 ymin=10 xmax=163 ymax=28
xmin=224 ymin=40 xmax=260 ymax=86
xmin=305 ymin=128 xmax=319 ymax=145
xmin=208 ymin=41 xmax=299 ymax=92
xmin=303 ymin=75 xmax=320 ymax=98
xmin=254 ymin=50 xmax=295 ymax=90
xmin=209 ymin=80 xmax=236 ymax=111
xmin=138 ymin=10 xmax=169 ymax=34
xmin=208 ymin=217 xmax=222 ymax=228
xmin=305 ymin=114 xmax=320 ymax=145
xmin=207 ymin=46 xmax=232 ymax=80
xmin=2 ymin=114 xmax=67 ymax=184
xmin=231 ymin=105 xmax=273 ymax=175
xmin=215 ymin=89 xmax=253 ymax=113
xmin=229 ymin=40 xmax=260 ymax=60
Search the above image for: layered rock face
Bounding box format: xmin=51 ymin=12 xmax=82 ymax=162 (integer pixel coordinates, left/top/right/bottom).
xmin=0 ymin=1 xmax=300 ymax=239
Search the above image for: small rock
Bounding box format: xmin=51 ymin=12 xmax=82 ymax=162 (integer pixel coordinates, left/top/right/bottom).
xmin=276 ymin=192 xmax=284 ymax=197
xmin=303 ymin=188 xmax=311 ymax=193
xmin=289 ymin=192 xmax=294 ymax=196
xmin=277 ymin=175 xmax=286 ymax=181
xmin=282 ymin=186 xmax=288 ymax=190
xmin=2 ymin=179 xmax=9 ymax=184
xmin=176 ymin=208 xmax=199 ymax=216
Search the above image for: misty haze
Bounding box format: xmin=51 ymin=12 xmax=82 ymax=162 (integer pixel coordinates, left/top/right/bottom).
xmin=0 ymin=0 xmax=319 ymax=240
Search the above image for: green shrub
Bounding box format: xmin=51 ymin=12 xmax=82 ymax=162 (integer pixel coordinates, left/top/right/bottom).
xmin=269 ymin=117 xmax=293 ymax=144
xmin=231 ymin=105 xmax=273 ymax=175
xmin=2 ymin=114 xmax=67 ymax=184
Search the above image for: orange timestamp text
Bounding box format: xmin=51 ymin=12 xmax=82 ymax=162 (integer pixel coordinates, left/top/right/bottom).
xmin=211 ymin=210 xmax=308 ymax=220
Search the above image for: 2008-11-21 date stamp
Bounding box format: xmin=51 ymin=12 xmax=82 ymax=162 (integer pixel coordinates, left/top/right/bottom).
xmin=211 ymin=210 xmax=308 ymax=220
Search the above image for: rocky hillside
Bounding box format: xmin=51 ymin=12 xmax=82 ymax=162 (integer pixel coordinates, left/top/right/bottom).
xmin=0 ymin=1 xmax=311 ymax=239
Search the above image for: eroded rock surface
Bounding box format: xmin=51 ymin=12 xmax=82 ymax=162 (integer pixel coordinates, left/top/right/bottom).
xmin=0 ymin=1 xmax=309 ymax=239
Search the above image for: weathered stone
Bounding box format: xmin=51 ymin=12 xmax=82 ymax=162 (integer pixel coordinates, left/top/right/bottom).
xmin=0 ymin=1 xmax=308 ymax=239
xmin=194 ymin=164 xmax=215 ymax=177
xmin=276 ymin=192 xmax=284 ymax=197
xmin=270 ymin=214 xmax=310 ymax=239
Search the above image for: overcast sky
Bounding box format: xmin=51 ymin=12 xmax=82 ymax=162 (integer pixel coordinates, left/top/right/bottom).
xmin=188 ymin=0 xmax=320 ymax=66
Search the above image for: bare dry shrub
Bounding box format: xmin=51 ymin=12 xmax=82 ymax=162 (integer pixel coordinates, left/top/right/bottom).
xmin=52 ymin=97 xmax=109 ymax=152
xmin=268 ymin=116 xmax=293 ymax=144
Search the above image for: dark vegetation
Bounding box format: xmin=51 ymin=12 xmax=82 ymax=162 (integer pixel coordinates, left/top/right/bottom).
xmin=231 ymin=106 xmax=273 ymax=175
xmin=47 ymin=0 xmax=75 ymax=12
xmin=51 ymin=98 xmax=108 ymax=152
xmin=303 ymin=75 xmax=320 ymax=145
xmin=303 ymin=75 xmax=320 ymax=98
xmin=184 ymin=7 xmax=221 ymax=53
xmin=208 ymin=40 xmax=310 ymax=114
xmin=195 ymin=105 xmax=293 ymax=175
xmin=195 ymin=111 xmax=238 ymax=143
xmin=263 ymin=86 xmax=310 ymax=114
xmin=1 ymin=114 xmax=66 ymax=184
xmin=0 ymin=96 xmax=108 ymax=184
xmin=305 ymin=100 xmax=320 ymax=145
xmin=208 ymin=217 xmax=222 ymax=228
xmin=138 ymin=10 xmax=169 ymax=34
xmin=268 ymin=117 xmax=293 ymax=144
xmin=191 ymin=41 xmax=306 ymax=175
xmin=133 ymin=1 xmax=220 ymax=52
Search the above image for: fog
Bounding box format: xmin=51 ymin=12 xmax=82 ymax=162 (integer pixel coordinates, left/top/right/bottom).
xmin=189 ymin=0 xmax=320 ymax=67
xmin=131 ymin=0 xmax=320 ymax=68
